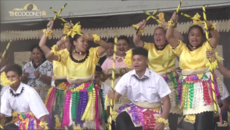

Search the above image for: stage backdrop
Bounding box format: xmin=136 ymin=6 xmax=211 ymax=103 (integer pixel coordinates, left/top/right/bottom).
xmin=1 ymin=6 xmax=230 ymax=90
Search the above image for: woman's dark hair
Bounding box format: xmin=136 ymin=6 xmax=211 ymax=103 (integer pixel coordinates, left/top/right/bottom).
xmin=107 ymin=38 xmax=115 ymax=44
xmin=69 ymin=34 xmax=82 ymax=52
xmin=5 ymin=64 xmax=22 ymax=76
xmin=118 ymin=35 xmax=130 ymax=45
xmin=132 ymin=47 xmax=148 ymax=58
xmin=187 ymin=25 xmax=206 ymax=46
xmin=30 ymin=44 xmax=46 ymax=59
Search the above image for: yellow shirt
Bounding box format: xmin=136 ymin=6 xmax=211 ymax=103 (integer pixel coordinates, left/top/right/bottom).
xmin=173 ymin=40 xmax=215 ymax=70
xmin=143 ymin=42 xmax=177 ymax=73
xmin=53 ymin=50 xmax=67 ymax=77
xmin=59 ymin=47 xmax=100 ymax=79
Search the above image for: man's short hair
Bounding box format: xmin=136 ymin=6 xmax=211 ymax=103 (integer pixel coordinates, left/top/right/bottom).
xmin=95 ymin=65 xmax=102 ymax=72
xmin=132 ymin=47 xmax=148 ymax=58
xmin=5 ymin=64 xmax=22 ymax=76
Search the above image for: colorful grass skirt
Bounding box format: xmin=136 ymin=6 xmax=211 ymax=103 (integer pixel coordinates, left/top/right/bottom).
xmin=118 ymin=103 xmax=168 ymax=130
xmin=177 ymin=72 xmax=221 ymax=115
xmin=162 ymin=71 xmax=182 ymax=114
xmin=45 ymin=81 xmax=106 ymax=130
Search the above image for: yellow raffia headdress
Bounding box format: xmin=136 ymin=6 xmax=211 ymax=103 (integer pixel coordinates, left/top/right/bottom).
xmin=124 ymin=49 xmax=133 ymax=68
xmin=157 ymin=12 xmax=165 ymax=27
xmin=192 ymin=13 xmax=202 ymax=25
xmin=64 ymin=22 xmax=82 ymax=40
xmin=0 ymin=72 xmax=16 ymax=86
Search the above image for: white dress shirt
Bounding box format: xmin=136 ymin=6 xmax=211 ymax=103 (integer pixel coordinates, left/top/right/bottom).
xmin=1 ymin=83 xmax=49 ymax=119
xmin=115 ymin=68 xmax=171 ymax=103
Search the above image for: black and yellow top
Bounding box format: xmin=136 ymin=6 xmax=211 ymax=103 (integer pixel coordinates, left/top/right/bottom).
xmin=144 ymin=42 xmax=177 ymax=73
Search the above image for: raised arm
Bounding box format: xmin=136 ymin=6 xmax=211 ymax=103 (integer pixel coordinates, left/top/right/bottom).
xmin=39 ymin=20 xmax=55 ymax=60
xmin=207 ymin=21 xmax=220 ymax=48
xmin=83 ymin=34 xmax=109 ymax=57
xmin=166 ymin=12 xmax=180 ymax=48
xmin=133 ymin=20 xmax=146 ymax=47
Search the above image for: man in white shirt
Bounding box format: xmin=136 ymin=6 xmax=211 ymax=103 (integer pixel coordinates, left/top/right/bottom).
xmin=0 ymin=64 xmax=49 ymax=130
xmin=108 ymin=47 xmax=171 ymax=130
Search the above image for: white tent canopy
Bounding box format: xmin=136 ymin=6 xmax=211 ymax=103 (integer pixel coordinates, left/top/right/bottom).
xmin=1 ymin=0 xmax=230 ymax=23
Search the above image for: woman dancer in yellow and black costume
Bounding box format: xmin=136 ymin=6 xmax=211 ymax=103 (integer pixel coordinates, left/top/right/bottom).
xmin=40 ymin=20 xmax=109 ymax=130
xmin=132 ymin=12 xmax=183 ymax=130
xmin=39 ymin=21 xmax=72 ymax=129
xmin=166 ymin=12 xmax=221 ymax=130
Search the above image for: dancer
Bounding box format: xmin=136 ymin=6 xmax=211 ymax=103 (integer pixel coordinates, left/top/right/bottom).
xmin=0 ymin=64 xmax=49 ymax=130
xmin=108 ymin=47 xmax=171 ymax=130
xmin=166 ymin=12 xmax=220 ymax=130
xmin=39 ymin=21 xmax=71 ymax=129
xmin=41 ymin=20 xmax=109 ymax=129
xmin=133 ymin=12 xmax=183 ymax=130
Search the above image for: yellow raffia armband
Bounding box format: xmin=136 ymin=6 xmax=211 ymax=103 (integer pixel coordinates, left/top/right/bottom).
xmin=43 ymin=29 xmax=53 ymax=39
xmin=210 ymin=23 xmax=216 ymax=31
xmin=167 ymin=19 xmax=176 ymax=28
xmin=124 ymin=49 xmax=133 ymax=68
xmin=51 ymin=45 xmax=59 ymax=55
xmin=155 ymin=117 xmax=169 ymax=126
xmin=0 ymin=72 xmax=16 ymax=86
xmin=206 ymin=52 xmax=224 ymax=71
xmin=39 ymin=122 xmax=49 ymax=130
xmin=92 ymin=34 xmax=101 ymax=43
xmin=132 ymin=24 xmax=145 ymax=35
xmin=184 ymin=114 xmax=196 ymax=124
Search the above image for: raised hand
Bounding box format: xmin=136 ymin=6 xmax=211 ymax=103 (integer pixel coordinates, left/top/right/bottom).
xmin=171 ymin=12 xmax=178 ymax=23
xmin=82 ymin=33 xmax=94 ymax=41
xmin=137 ymin=20 xmax=146 ymax=30
xmin=47 ymin=20 xmax=54 ymax=30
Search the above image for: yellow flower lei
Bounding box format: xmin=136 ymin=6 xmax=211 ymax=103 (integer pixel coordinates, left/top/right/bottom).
xmin=0 ymin=72 xmax=16 ymax=86
xmin=155 ymin=117 xmax=169 ymax=126
xmin=124 ymin=49 xmax=133 ymax=68
xmin=39 ymin=122 xmax=49 ymax=130
xmin=43 ymin=29 xmax=53 ymax=39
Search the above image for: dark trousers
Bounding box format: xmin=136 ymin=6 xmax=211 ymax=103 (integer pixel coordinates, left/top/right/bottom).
xmin=168 ymin=113 xmax=179 ymax=130
xmin=116 ymin=111 xmax=142 ymax=130
xmin=178 ymin=112 xmax=215 ymax=130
